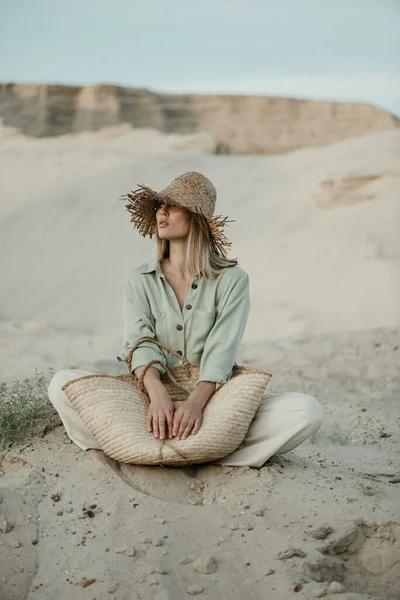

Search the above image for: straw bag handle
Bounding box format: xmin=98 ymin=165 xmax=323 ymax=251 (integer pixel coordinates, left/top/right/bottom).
xmin=137 ymin=359 xmax=188 ymax=401
xmin=126 ymin=336 xmax=190 ymax=373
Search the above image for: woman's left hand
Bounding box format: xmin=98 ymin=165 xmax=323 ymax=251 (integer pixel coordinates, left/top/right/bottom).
xmin=172 ymin=399 xmax=203 ymax=440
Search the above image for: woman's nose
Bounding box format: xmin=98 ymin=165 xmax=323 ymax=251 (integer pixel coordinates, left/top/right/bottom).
xmin=159 ymin=202 xmax=168 ymax=215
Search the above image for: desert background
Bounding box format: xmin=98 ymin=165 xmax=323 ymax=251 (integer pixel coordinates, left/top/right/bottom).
xmin=0 ymin=2 xmax=399 ymax=600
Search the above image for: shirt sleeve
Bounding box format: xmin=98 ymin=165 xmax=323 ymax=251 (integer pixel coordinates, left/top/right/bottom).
xmin=198 ymin=269 xmax=250 ymax=389
xmin=116 ymin=275 xmax=167 ymax=376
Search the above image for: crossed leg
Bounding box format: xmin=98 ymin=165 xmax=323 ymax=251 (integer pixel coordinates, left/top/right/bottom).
xmin=48 ymin=370 xmax=323 ymax=467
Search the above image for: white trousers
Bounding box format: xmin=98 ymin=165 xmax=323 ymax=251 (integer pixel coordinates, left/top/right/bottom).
xmin=47 ymin=369 xmax=323 ymax=468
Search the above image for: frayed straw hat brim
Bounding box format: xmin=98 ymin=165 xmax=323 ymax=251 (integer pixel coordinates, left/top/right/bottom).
xmin=119 ymin=174 xmax=234 ymax=255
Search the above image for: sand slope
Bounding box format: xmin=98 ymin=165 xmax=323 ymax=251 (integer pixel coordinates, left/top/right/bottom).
xmin=0 ymin=124 xmax=399 ymax=599
xmin=0 ymin=125 xmax=399 ymax=381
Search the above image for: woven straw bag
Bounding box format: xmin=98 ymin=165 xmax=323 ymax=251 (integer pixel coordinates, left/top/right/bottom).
xmin=61 ymin=337 xmax=272 ymax=466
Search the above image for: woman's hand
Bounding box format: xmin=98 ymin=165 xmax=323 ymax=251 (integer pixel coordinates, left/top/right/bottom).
xmin=146 ymin=385 xmax=174 ymax=440
xmin=172 ymin=381 xmax=216 ymax=440
xmin=172 ymin=399 xmax=204 ymax=440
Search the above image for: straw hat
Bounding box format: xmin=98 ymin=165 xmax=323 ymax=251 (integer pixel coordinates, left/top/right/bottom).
xmin=119 ymin=171 xmax=234 ymax=256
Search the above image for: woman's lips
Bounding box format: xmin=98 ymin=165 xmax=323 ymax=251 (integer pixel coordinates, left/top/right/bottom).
xmin=159 ymin=222 xmax=169 ymax=228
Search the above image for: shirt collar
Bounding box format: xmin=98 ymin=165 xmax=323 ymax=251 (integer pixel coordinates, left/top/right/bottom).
xmin=139 ymin=258 xmax=163 ymax=277
xmin=139 ymin=258 xmax=200 ymax=280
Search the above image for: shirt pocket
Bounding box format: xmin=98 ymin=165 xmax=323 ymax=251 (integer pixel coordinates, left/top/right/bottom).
xmin=193 ymin=307 xmax=217 ymax=319
xmin=190 ymin=307 xmax=217 ymax=356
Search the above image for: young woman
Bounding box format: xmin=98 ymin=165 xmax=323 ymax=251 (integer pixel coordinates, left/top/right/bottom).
xmin=48 ymin=171 xmax=323 ymax=467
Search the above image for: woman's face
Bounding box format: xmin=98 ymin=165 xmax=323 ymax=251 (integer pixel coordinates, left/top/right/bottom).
xmin=156 ymin=200 xmax=191 ymax=241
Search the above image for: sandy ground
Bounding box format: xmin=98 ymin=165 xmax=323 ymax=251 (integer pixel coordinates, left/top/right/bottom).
xmin=0 ymin=123 xmax=399 ymax=599
xmin=1 ymin=326 xmax=399 ymax=600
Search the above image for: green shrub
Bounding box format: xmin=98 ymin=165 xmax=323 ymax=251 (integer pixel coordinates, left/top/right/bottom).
xmin=0 ymin=368 xmax=55 ymax=444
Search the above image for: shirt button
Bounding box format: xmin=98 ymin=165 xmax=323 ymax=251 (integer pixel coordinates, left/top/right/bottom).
xmin=186 ymin=304 xmax=192 ymax=310
xmin=177 ymin=350 xmax=183 ymax=356
xmin=191 ymin=283 xmax=198 ymax=289
xmin=176 ymin=324 xmax=183 ymax=331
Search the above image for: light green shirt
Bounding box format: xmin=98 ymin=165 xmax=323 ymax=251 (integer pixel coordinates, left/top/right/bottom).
xmin=116 ymin=257 xmax=250 ymax=390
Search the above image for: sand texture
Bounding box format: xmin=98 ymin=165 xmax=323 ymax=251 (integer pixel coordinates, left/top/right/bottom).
xmin=0 ymin=122 xmax=399 ymax=599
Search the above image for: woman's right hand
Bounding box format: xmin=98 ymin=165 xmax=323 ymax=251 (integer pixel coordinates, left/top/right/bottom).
xmin=146 ymin=384 xmax=174 ymax=440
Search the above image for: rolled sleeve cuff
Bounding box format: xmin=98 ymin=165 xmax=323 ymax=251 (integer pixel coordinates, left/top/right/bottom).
xmin=116 ymin=346 xmax=166 ymax=376
xmin=198 ymin=366 xmax=234 ymax=391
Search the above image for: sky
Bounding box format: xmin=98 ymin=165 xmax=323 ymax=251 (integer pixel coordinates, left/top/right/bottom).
xmin=1 ymin=0 xmax=399 ymax=117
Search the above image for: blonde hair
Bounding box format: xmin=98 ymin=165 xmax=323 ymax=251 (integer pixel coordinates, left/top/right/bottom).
xmin=155 ymin=211 xmax=238 ymax=278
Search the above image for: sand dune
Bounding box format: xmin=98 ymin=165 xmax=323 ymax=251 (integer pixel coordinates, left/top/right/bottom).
xmin=0 ymin=124 xmax=399 ymax=599
xmin=0 ymin=125 xmax=399 ymax=381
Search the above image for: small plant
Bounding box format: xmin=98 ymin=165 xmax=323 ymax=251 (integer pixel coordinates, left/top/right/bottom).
xmin=310 ymin=423 xmax=353 ymax=446
xmin=310 ymin=428 xmax=325 ymax=444
xmin=325 ymin=423 xmax=353 ymax=445
xmin=0 ymin=368 xmax=56 ymax=444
